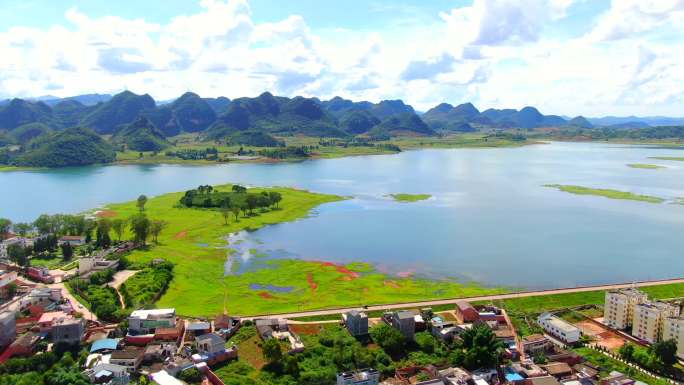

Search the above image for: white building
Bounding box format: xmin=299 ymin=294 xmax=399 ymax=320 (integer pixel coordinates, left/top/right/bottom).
xmin=0 ymin=311 xmax=16 ymax=348
xmin=337 ymin=368 xmax=380 ymax=385
xmin=537 ymin=313 xmax=581 ymax=344
xmin=633 ymin=301 xmax=679 ymax=344
xmin=663 ymin=316 xmax=684 ymax=359
xmin=604 ymin=288 xmax=648 ymax=330
xmin=128 ymin=309 xmax=176 ymax=334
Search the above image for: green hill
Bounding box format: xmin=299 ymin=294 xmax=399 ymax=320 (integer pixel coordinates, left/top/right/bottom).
xmin=80 ymin=91 xmax=155 ymax=134
xmin=146 ymin=92 xmax=217 ymax=136
xmin=369 ymin=112 xmax=435 ymax=137
xmin=0 ymin=99 xmax=53 ymax=130
xmin=339 ymin=110 xmax=381 ymax=134
xmin=51 ymin=100 xmax=94 ymax=129
xmin=14 ymin=127 xmax=116 ymax=167
xmin=113 ymin=116 xmax=170 ymax=151
xmin=9 ymin=122 xmax=52 ymax=144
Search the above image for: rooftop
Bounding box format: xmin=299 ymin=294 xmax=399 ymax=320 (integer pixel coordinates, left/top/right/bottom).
xmin=111 ymin=349 xmax=142 ymax=360
xmin=196 ymin=332 xmax=224 ymax=345
xmin=539 ymin=313 xmax=580 ymax=334
xmin=38 ymin=311 xmax=70 ymax=324
xmin=90 ymin=338 xmax=120 ymax=353
xmin=187 ymin=321 xmax=211 ymax=330
xmin=129 ymin=308 xmax=175 ymax=319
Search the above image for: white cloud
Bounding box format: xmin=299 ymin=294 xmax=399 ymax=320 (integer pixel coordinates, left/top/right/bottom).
xmin=0 ymin=0 xmax=682 ymax=116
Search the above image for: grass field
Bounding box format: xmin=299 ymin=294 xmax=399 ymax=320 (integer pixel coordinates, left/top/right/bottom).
xmin=545 ymin=184 xmax=665 ymax=203
xmin=104 ymin=185 xmax=506 ymax=317
xmin=385 ymin=133 xmax=535 ymax=149
xmin=650 ymin=156 xmax=684 ymax=162
xmin=388 ymin=193 xmax=432 ymax=202
xmin=627 ymin=164 xmax=666 ymax=169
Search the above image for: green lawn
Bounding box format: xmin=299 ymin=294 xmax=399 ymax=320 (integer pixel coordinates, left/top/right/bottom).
xmin=388 ymin=193 xmax=432 ymax=202
xmin=545 ymin=184 xmax=665 ymax=203
xmin=627 ymin=164 xmax=666 ymax=169
xmin=574 ymin=347 xmax=671 ymax=385
xmin=104 ymin=185 xmax=506 ymax=317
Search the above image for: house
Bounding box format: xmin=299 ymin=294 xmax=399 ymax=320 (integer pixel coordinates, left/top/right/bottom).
xmin=186 ymin=321 xmax=211 ymax=338
xmin=632 ymin=301 xmax=679 ymax=344
xmin=512 ymin=360 xmax=547 ymax=378
xmin=143 ymin=343 xmax=175 ymax=362
xmin=58 ymin=235 xmax=86 ymax=246
xmin=0 ymin=311 xmax=16 ymax=348
xmin=542 ymin=362 xmax=573 ymax=379
xmin=52 ymin=316 xmax=85 ymax=345
xmin=255 ymin=318 xmax=304 ymax=353
xmin=27 ymin=266 xmax=54 ymax=283
xmin=537 ymin=313 xmax=581 ymax=344
xmin=151 ymin=370 xmax=185 ymax=385
xmin=524 ymin=376 xmax=561 ymax=385
xmin=127 ymin=309 xmax=176 ymax=335
xmin=337 ymin=368 xmax=380 ymax=385
xmin=0 ymin=271 xmax=18 ymax=299
xmin=0 ymin=237 xmax=27 ymax=259
xmin=110 ymin=348 xmax=144 ymax=373
xmin=343 ymin=310 xmax=369 ymax=337
xmin=38 ymin=311 xmax=70 ymax=332
xmin=2 ymin=332 xmax=41 ymax=360
xmin=391 ymin=310 xmax=416 ymax=340
xmin=431 ymin=319 xmax=464 ymax=342
xmin=455 ymin=300 xmax=479 ymax=323
xmin=90 ymin=338 xmax=121 ymax=354
xmin=83 ymin=363 xmax=130 ymax=385
xmin=192 ymin=333 xmax=238 ymax=365
xmin=598 ymin=372 xmax=635 ymax=385
xmin=439 ymin=367 xmax=472 ymax=385
xmin=20 ymin=287 xmax=62 ymax=310
xmin=78 ymin=256 xmax=119 ymax=276
xmin=604 ymin=289 xmax=648 ymax=330
xmin=214 ymin=312 xmax=240 ymax=337
xmin=663 ymin=315 xmax=684 ymax=359
xmin=522 ymin=334 xmax=553 ymax=356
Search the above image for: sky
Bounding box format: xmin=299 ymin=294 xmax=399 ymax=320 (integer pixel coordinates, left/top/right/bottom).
xmin=0 ymin=0 xmax=683 ymax=117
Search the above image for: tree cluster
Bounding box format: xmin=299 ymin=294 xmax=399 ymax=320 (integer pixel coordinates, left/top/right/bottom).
xmin=179 ymin=185 xmax=282 ymax=224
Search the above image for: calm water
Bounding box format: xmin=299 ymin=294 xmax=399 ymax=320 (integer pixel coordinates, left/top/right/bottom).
xmin=2 ymin=142 xmax=684 ymax=289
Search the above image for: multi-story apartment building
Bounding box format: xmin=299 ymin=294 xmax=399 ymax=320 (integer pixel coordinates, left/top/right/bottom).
xmin=632 ymin=301 xmax=679 ymax=343
xmin=663 ymin=316 xmax=684 ymax=359
xmin=604 ymin=288 xmax=648 ymax=330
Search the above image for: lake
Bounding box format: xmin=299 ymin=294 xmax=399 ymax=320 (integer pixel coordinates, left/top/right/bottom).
xmin=2 ymin=141 xmax=684 ymax=289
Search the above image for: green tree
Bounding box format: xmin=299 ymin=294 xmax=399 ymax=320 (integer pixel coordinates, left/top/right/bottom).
xmin=220 ymin=203 xmax=231 ymax=225
xmin=0 ymin=218 xmax=11 ymax=234
xmin=95 ymin=219 xmax=112 ymax=249
xmin=111 ymin=218 xmax=126 ymax=241
xmin=5 ymin=282 xmax=17 ymax=298
xmin=137 ymin=194 xmax=148 ymax=212
xmin=269 ymin=191 xmax=282 ymax=208
xmin=7 ymin=244 xmax=28 ymax=267
xmin=460 ymin=324 xmax=504 ymax=370
xmin=619 ymin=343 xmax=636 ymax=361
xmin=262 ymin=338 xmax=283 ymax=363
xmin=12 ymin=222 xmax=32 ymax=236
xmin=149 ymin=219 xmax=167 ymax=244
xmin=129 ymin=214 xmax=150 ymax=245
xmin=232 ymin=185 xmax=247 ymax=193
xmin=231 ymin=206 xmax=241 ymax=222
xmin=415 ymin=332 xmax=436 ymax=354
xmin=246 ymin=194 xmax=258 ymax=215
xmin=370 ymin=324 xmax=406 ymax=356
xmin=178 ymin=367 xmax=202 ymax=383
xmin=60 ymin=242 xmax=74 ymax=261
xmin=651 ymin=339 xmax=678 ymax=367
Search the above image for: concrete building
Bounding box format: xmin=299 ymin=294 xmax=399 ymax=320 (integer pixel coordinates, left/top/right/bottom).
xmin=78 ymin=256 xmax=119 ymax=276
xmin=337 ymin=368 xmax=380 ymax=385
xmin=603 ymin=288 xmax=648 ymax=330
xmin=110 ymin=349 xmax=144 ymax=373
xmin=196 ymin=332 xmax=226 ymax=355
xmin=0 ymin=270 xmax=17 ymax=299
xmin=663 ymin=316 xmax=684 ymax=359
xmin=0 ymin=311 xmax=16 ymax=348
xmin=58 ymin=235 xmax=86 ymax=246
xmin=52 ymin=317 xmax=85 ymax=345
xmin=83 ymin=363 xmax=130 ymax=385
xmin=632 ymin=301 xmax=679 ymax=343
xmin=455 ymin=300 xmax=479 ymax=323
xmin=128 ymin=309 xmax=176 ymax=334
xmin=538 ymin=313 xmax=581 ymax=344
xmin=343 ymin=310 xmax=369 ymax=336
xmin=391 ymin=310 xmax=416 ymax=340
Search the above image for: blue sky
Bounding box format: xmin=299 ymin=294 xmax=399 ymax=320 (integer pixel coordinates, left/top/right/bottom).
xmin=0 ymin=0 xmax=682 ymax=116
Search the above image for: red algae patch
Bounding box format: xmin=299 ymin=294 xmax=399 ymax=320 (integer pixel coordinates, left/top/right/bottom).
xmin=307 ymin=273 xmax=318 ymax=292
xmin=318 ymin=261 xmax=360 ymax=279
xmin=173 ymin=230 xmax=188 ymax=239
xmin=258 ymin=291 xmax=275 ymax=299
xmin=95 ymin=210 xmax=118 ymax=218
xmin=384 ymin=280 xmax=401 ymax=289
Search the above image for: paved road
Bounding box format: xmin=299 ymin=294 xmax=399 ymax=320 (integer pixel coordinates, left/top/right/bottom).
xmin=240 ymin=277 xmax=684 ymax=321
xmin=48 ymin=281 xmax=98 ymax=322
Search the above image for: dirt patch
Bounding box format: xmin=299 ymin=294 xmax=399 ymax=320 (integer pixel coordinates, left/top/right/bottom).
xmin=290 ymin=324 xmax=325 ymax=335
xmin=318 ymin=261 xmax=359 ymax=279
xmin=307 ymin=273 xmax=318 ymax=292
xmin=95 ymin=210 xmax=118 ymax=218
xmin=258 ymin=291 xmax=275 ymax=299
xmin=384 ymin=280 xmax=401 ymax=289
xmin=576 ymin=320 xmax=605 ymax=336
xmin=576 ymin=320 xmax=627 ymax=351
xmin=397 ymin=270 xmax=414 ymax=278
xmin=173 ymin=230 xmax=188 ymax=240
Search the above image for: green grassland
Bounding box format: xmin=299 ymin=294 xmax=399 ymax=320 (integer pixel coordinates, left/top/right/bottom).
xmin=383 ymin=133 xmax=534 ymax=149
xmin=650 ymin=156 xmax=684 ymax=161
xmin=545 ymin=184 xmax=665 ymax=203
xmin=104 ymin=185 xmax=506 ymax=317
xmin=627 ymin=163 xmax=666 ymax=169
xmin=388 ymin=193 xmax=432 ymax=202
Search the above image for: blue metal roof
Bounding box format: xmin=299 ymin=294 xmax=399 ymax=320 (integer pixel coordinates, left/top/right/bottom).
xmin=90 ymin=338 xmax=120 ymax=353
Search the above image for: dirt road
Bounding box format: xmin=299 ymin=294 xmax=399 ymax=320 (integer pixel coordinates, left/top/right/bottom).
xmin=240 ymin=277 xmax=684 ymax=321
xmin=109 ymin=270 xmax=138 ymax=309
xmin=48 ymin=281 xmax=98 ymax=322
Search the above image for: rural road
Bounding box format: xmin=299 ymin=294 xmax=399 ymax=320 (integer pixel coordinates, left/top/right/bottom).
xmin=240 ymin=277 xmax=684 ymax=321
xmin=48 ymin=281 xmax=99 ymax=322
xmin=109 ymin=270 xmax=138 ymax=309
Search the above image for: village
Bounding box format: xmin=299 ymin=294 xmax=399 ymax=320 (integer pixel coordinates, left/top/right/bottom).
xmin=1 ymin=231 xmax=684 ymax=385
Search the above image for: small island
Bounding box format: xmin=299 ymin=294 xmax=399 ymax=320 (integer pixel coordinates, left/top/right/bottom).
xmin=627 ymin=163 xmax=666 ymax=169
xmin=388 ymin=193 xmax=432 ymax=202
xmin=545 ymin=184 xmax=664 ymax=203
xmin=649 ymin=156 xmax=684 ymax=161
